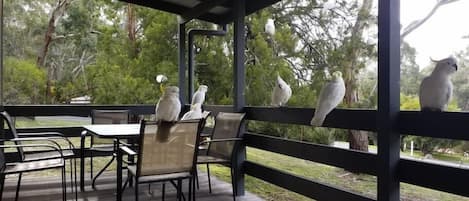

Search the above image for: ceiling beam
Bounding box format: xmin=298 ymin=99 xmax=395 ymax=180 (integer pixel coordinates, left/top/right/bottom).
xmin=181 ymin=0 xmax=229 ymax=23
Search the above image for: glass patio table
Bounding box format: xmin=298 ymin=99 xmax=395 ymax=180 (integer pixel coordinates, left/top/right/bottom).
xmin=80 ymin=124 xmax=140 ymax=194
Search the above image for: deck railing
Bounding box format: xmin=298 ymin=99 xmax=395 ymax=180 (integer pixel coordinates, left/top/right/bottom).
xmin=3 ymin=104 xmax=469 ymax=200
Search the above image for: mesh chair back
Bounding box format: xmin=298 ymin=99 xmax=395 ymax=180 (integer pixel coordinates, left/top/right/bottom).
xmin=91 ymin=110 xmax=130 ymax=145
xmin=0 ymin=111 xmax=24 ymax=160
xmin=207 ymin=112 xmax=246 ymax=160
xmin=137 ymin=119 xmax=201 ymax=177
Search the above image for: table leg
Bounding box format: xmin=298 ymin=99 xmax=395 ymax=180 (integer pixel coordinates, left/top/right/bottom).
xmin=80 ymin=131 xmax=87 ymax=191
xmin=116 ymin=138 xmax=122 ymax=201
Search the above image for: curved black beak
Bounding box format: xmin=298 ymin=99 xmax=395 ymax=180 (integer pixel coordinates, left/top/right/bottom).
xmin=453 ymin=64 xmax=458 ymax=71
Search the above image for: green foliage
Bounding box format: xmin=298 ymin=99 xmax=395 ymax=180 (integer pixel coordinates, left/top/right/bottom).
xmin=4 ymin=57 xmax=46 ymax=104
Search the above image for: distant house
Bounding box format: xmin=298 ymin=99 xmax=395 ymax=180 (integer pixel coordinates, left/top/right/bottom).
xmin=70 ymin=95 xmax=91 ymax=104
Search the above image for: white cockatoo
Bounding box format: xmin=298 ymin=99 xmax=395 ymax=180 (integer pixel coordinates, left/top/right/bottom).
xmin=191 ymin=85 xmax=208 ymax=106
xmin=419 ymin=56 xmax=458 ymax=112
xmin=181 ymin=103 xmax=203 ymax=120
xmin=265 ymin=18 xmax=275 ymax=36
xmin=155 ymin=86 xmax=181 ymax=122
xmin=271 ymin=73 xmax=292 ymax=107
xmin=310 ymin=71 xmax=345 ymax=127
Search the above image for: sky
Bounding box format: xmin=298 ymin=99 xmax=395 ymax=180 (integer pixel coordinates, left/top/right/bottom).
xmin=401 ymin=0 xmax=469 ymax=69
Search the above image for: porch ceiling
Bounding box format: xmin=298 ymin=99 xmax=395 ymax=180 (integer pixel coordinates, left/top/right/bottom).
xmin=119 ymin=0 xmax=281 ymax=24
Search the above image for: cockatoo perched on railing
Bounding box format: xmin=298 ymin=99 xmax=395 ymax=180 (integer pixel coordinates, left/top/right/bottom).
xmin=271 ymin=73 xmax=292 ymax=107
xmin=181 ymin=103 xmax=203 ymax=120
xmin=310 ymin=71 xmax=345 ymax=127
xmin=419 ymin=56 xmax=458 ymax=112
xmin=265 ymin=18 xmax=275 ymax=36
xmin=155 ymin=86 xmax=181 ymax=122
xmin=191 ymin=85 xmax=208 ymax=106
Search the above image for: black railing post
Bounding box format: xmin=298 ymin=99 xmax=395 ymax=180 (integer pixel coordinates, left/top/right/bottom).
xmin=178 ymin=22 xmax=187 ymax=105
xmin=377 ymin=0 xmax=400 ymax=201
xmin=233 ymin=0 xmax=246 ymax=196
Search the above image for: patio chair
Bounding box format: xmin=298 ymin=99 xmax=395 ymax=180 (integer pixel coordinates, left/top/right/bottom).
xmin=117 ymin=119 xmax=203 ymax=201
xmin=0 ymin=111 xmax=78 ymax=200
xmin=0 ymin=141 xmax=67 ymax=201
xmin=196 ymin=112 xmax=246 ymax=201
xmin=81 ymin=109 xmax=130 ymax=189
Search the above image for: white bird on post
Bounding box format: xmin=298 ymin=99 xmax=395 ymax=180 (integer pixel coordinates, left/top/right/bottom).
xmin=310 ymin=71 xmax=345 ymax=127
xmin=191 ymin=85 xmax=208 ymax=106
xmin=265 ymin=18 xmax=275 ymax=37
xmin=419 ymin=56 xmax=458 ymax=112
xmin=271 ymin=73 xmax=292 ymax=107
xmin=155 ymin=86 xmax=181 ymax=122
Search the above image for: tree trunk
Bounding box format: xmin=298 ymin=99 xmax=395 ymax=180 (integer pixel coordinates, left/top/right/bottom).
xmin=37 ymin=0 xmax=73 ymax=103
xmin=127 ymin=4 xmax=138 ymax=57
xmin=344 ymin=0 xmax=373 ymax=152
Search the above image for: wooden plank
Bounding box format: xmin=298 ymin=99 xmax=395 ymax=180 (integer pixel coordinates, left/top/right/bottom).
xmin=5 ymin=105 xmax=155 ymax=117
xmin=245 ymin=107 xmax=377 ymax=131
xmin=244 ymin=133 xmax=378 ymax=175
xmin=398 ymin=111 xmax=469 ymax=141
xmin=399 ymin=158 xmax=469 ymax=197
xmin=245 ymin=161 xmax=375 ymax=201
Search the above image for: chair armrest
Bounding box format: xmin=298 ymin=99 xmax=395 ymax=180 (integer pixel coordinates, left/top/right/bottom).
xmin=0 ymin=144 xmax=64 ymax=158
xmin=200 ymin=138 xmax=243 ymax=145
xmin=17 ymin=135 xmax=76 ymax=149
xmin=17 ymin=132 xmax=64 ymax=137
xmin=9 ymin=137 xmax=64 ymax=150
xmin=119 ymin=146 xmax=137 ymax=156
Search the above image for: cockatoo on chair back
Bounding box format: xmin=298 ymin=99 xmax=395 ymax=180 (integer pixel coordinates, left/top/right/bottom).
xmin=181 ymin=103 xmax=203 ymax=120
xmin=155 ymin=86 xmax=181 ymax=122
xmin=419 ymin=56 xmax=458 ymax=112
xmin=310 ymin=71 xmax=345 ymax=127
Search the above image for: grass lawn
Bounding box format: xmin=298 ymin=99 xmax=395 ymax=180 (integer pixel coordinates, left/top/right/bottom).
xmin=208 ymin=148 xmax=469 ymax=201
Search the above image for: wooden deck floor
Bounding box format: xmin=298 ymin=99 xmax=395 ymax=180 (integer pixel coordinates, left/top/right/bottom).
xmin=1 ymin=171 xmax=263 ymax=201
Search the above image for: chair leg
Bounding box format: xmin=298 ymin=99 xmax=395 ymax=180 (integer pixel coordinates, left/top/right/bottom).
xmin=74 ymin=158 xmax=78 ymax=200
xmin=195 ymin=168 xmax=199 ymax=190
xmin=206 ymin=164 xmax=212 ymax=193
xmin=188 ymin=178 xmax=191 ymax=201
xmin=92 ymin=155 xmax=115 ymax=189
xmin=62 ymin=167 xmax=67 ymax=201
xmin=134 ymin=178 xmax=139 ymax=201
xmin=230 ymin=169 xmax=236 ymax=201
xmin=0 ymin=174 xmax=5 ymax=200
xmin=14 ymin=173 xmax=22 ymax=201
xmin=90 ymin=152 xmax=93 ymax=179
xmin=192 ymin=176 xmax=196 ymax=201
xmin=177 ymin=179 xmax=182 ymax=201
xmin=162 ymin=182 xmax=166 ymax=201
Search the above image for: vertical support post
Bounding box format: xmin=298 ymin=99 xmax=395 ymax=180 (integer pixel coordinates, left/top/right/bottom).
xmin=233 ymin=0 xmax=245 ymax=196
xmin=188 ymin=31 xmax=195 ymax=103
xmin=178 ymin=22 xmax=187 ymax=105
xmin=377 ymin=0 xmax=400 ymax=201
xmin=0 ymin=0 xmax=4 ymax=141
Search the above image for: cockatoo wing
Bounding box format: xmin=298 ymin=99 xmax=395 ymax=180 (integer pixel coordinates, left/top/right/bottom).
xmin=419 ymin=76 xmax=452 ymax=111
xmin=310 ymin=80 xmax=345 ymax=126
xmin=181 ymin=110 xmax=202 ymax=120
xmin=156 ymin=96 xmax=181 ymax=122
xmin=191 ymin=91 xmax=205 ymax=105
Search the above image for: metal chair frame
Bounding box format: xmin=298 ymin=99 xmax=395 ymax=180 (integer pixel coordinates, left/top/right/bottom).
xmin=117 ymin=119 xmax=203 ymax=201
xmin=0 ymin=111 xmax=77 ymax=200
